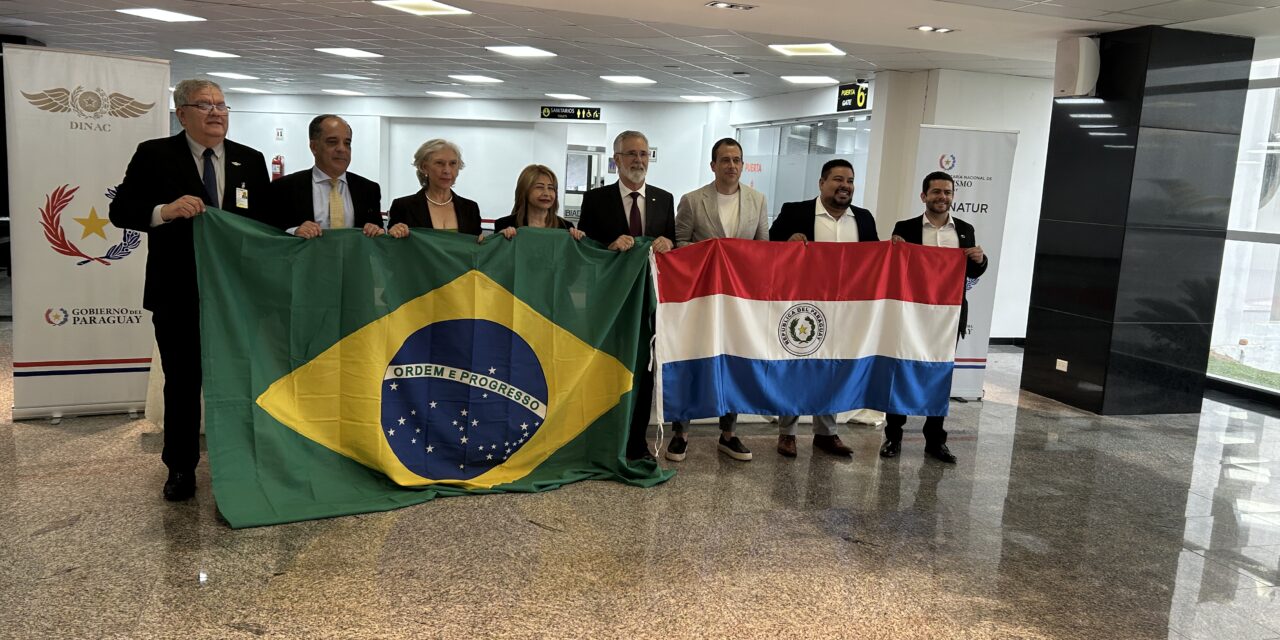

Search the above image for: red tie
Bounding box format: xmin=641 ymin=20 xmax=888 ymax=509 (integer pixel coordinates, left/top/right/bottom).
xmin=628 ymin=192 xmax=642 ymax=236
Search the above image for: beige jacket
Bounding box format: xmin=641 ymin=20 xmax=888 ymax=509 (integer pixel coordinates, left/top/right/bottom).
xmin=674 ymin=181 xmax=769 ymax=247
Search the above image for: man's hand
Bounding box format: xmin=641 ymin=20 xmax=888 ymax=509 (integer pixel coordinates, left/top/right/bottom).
xmin=294 ymin=220 xmax=322 ymax=239
xmin=388 ymin=223 xmax=410 ymax=239
xmin=362 ymin=223 xmax=385 ymax=238
xmin=652 ymin=236 xmax=673 ymax=253
xmin=964 ymin=245 xmax=985 ymax=263
xmin=569 ymin=227 xmax=585 ymax=241
xmin=160 ymin=195 xmax=205 ymax=221
xmin=788 ymin=233 xmax=807 ymax=242
xmin=608 ymin=234 xmax=635 ymax=252
xmin=891 ymin=235 xmax=906 ymax=244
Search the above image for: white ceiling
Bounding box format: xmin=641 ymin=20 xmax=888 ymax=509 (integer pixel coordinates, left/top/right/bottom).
xmin=0 ymin=0 xmax=1276 ymax=101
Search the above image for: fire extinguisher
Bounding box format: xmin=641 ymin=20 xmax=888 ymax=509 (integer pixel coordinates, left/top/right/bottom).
xmin=271 ymin=155 xmax=285 ymax=181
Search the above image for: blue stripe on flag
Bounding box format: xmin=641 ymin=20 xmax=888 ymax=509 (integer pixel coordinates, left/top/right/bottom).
xmin=661 ymin=355 xmax=954 ymax=421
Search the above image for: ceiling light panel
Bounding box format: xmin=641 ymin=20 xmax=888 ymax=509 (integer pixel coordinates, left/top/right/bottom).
xmin=601 ymin=75 xmax=656 ymax=84
xmin=316 ymin=48 xmax=383 ymax=58
xmin=370 ymin=0 xmax=471 ymax=16
xmin=449 ymin=75 xmax=502 ymax=83
xmin=175 ymin=49 xmax=238 ymax=58
xmin=781 ymin=76 xmax=838 ymax=84
xmin=208 ymin=72 xmax=258 ymax=80
xmin=117 ymin=8 xmax=204 ymax=22
xmin=768 ymin=43 xmax=845 ymax=57
xmin=427 ymin=91 xmax=469 ymax=98
xmin=323 ymin=89 xmax=366 ymax=96
xmin=486 ymin=46 xmax=555 ymax=58
xmin=546 ymin=93 xmax=589 ymax=100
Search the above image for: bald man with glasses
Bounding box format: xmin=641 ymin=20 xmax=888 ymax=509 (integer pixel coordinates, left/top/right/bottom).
xmin=110 ymin=78 xmax=269 ymax=502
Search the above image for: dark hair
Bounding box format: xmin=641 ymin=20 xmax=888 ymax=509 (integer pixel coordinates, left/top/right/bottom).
xmin=710 ymin=137 xmax=742 ymax=162
xmin=820 ymin=158 xmax=854 ymax=179
xmin=921 ymin=171 xmax=954 ymax=194
xmin=308 ymin=114 xmax=347 ymax=141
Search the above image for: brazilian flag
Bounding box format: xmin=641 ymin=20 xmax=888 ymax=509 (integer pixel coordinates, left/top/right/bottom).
xmin=194 ymin=210 xmax=671 ymax=528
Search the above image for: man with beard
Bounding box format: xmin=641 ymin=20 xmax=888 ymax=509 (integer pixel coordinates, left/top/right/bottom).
xmin=109 ymin=79 xmax=269 ymax=501
xmin=879 ymin=170 xmax=987 ymax=464
xmin=266 ymin=114 xmax=384 ymax=238
xmin=768 ymin=158 xmax=879 ymax=459
xmin=578 ymin=130 xmax=675 ymax=461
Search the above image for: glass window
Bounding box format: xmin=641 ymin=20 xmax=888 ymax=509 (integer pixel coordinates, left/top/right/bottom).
xmin=737 ymin=114 xmax=872 ymax=222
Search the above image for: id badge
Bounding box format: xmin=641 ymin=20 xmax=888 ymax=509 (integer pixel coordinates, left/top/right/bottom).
xmin=236 ymin=186 xmax=249 ymax=209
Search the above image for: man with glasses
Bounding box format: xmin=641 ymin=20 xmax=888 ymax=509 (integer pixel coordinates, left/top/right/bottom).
xmin=578 ymin=130 xmax=675 ymax=462
xmin=109 ymin=79 xmax=269 ymax=502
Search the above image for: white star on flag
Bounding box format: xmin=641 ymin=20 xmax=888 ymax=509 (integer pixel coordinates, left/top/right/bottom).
xmin=429 ymin=401 xmax=437 ymax=408
xmin=461 ymin=436 xmax=469 ymax=444
xmin=411 ymin=410 xmax=417 ymax=416
xmin=461 ymin=409 xmax=468 ymax=416
xmin=452 ymin=420 xmax=458 ymax=426
xmin=487 ymin=454 xmax=493 ymax=460
xmin=520 ymin=422 xmax=528 ymax=430
xmin=471 ymin=419 xmax=479 ymax=426
xmin=488 ymin=367 xmax=497 ymax=374
xmin=411 ymin=438 xmax=417 ymax=444
xmin=483 ymin=393 xmax=489 ymax=398
xmin=390 ymin=382 xmax=398 ymax=391
xmin=388 ymin=429 xmax=395 ymax=436
xmin=426 ymin=445 xmax=434 ymax=453
xmin=398 ymin=417 xmax=406 ymax=426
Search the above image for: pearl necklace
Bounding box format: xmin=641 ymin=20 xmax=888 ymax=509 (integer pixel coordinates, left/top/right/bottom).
xmin=426 ymin=191 xmax=453 ymax=206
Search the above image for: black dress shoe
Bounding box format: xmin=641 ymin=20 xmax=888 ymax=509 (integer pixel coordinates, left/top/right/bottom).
xmin=879 ymin=440 xmax=901 ymax=459
xmin=924 ymin=444 xmax=957 ymax=464
xmin=626 ymin=450 xmax=656 ymax=462
xmin=163 ymin=471 xmax=196 ymax=501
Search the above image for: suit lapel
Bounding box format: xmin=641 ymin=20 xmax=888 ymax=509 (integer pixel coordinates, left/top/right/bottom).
xmin=646 ymin=193 xmax=663 ymax=237
xmin=222 ymin=143 xmax=245 ymax=211
xmin=703 ymin=187 xmax=726 ymax=238
xmin=170 ymin=133 xmax=205 ymax=197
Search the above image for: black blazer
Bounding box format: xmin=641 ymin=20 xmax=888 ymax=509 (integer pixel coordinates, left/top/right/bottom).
xmin=893 ymin=214 xmax=988 ymax=337
xmin=577 ymin=182 xmax=675 ymax=245
xmin=386 ymin=188 xmax=482 ymax=235
xmin=109 ymin=132 xmax=268 ymax=314
xmin=265 ymin=168 xmax=382 ymax=232
xmin=492 ymin=214 xmax=575 ymax=232
xmin=768 ymin=199 xmax=880 ymax=242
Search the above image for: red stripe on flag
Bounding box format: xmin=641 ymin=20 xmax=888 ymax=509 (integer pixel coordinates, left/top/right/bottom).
xmin=655 ymin=238 xmax=966 ymax=305
xmin=14 ymin=357 xmax=153 ymax=368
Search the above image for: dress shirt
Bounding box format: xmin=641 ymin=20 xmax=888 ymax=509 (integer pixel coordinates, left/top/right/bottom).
xmin=922 ymin=214 xmax=960 ymax=248
xmin=812 ymin=197 xmax=860 ymax=243
xmin=283 ymin=166 xmax=356 ymax=235
xmin=150 ymin=133 xmax=225 ymax=227
xmin=619 ymin=180 xmax=647 ymax=234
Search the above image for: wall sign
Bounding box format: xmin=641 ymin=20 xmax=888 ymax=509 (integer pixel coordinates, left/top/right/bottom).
xmin=836 ymin=82 xmax=869 ymax=112
xmin=540 ymin=106 xmax=601 ymax=120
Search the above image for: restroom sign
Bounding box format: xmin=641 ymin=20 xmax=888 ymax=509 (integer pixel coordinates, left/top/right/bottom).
xmin=540 ymin=106 xmax=601 ymax=120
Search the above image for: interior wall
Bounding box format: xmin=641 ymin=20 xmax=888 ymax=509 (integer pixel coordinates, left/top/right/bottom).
xmin=925 ymin=69 xmax=1053 ymax=339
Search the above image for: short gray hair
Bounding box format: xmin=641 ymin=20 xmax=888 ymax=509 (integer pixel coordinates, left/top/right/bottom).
xmin=613 ymin=130 xmax=648 ymax=153
xmin=173 ymin=79 xmax=222 ymax=107
xmin=413 ymin=138 xmax=465 ymax=187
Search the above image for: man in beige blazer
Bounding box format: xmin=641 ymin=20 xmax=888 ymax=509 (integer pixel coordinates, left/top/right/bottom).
xmin=665 ymin=137 xmax=769 ymax=464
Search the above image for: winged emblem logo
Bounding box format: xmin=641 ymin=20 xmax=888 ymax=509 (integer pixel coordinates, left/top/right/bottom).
xmin=21 ymin=86 xmax=154 ymax=119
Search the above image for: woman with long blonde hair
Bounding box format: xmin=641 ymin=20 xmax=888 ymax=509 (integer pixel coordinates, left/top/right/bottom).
xmin=492 ymin=164 xmax=584 ymax=241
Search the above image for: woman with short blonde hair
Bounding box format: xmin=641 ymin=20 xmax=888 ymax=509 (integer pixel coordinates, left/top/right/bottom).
xmin=387 ymin=138 xmax=481 ymax=237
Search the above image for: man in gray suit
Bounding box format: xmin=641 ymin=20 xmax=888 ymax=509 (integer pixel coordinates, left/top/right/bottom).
xmin=664 ymin=137 xmax=768 ymax=464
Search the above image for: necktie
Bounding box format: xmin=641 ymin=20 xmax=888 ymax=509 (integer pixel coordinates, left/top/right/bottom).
xmin=201 ymin=147 xmax=218 ymax=207
xmin=628 ymin=191 xmax=642 ymax=236
xmin=328 ymin=177 xmax=345 ymax=229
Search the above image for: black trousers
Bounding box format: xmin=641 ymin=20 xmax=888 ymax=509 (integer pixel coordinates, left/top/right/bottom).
xmin=884 ymin=413 xmax=946 ymax=446
xmin=672 ymin=413 xmax=738 ymax=434
xmin=152 ymin=308 xmax=202 ymax=473
xmin=627 ymin=358 xmax=653 ymax=457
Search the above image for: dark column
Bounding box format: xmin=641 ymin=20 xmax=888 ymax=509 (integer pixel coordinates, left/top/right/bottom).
xmin=1021 ymin=27 xmax=1253 ymax=414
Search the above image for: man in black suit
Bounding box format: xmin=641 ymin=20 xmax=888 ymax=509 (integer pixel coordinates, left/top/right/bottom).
xmin=577 ymin=130 xmax=675 ymax=461
xmin=879 ymin=170 xmax=988 ymax=464
xmin=266 ymin=114 xmax=383 ymax=238
xmin=769 ymin=159 xmax=879 ymax=459
xmin=109 ymin=79 xmax=269 ymax=501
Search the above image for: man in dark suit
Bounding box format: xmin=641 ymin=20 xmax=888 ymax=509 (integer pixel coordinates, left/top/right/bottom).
xmin=108 ymin=79 xmax=269 ymax=501
xmin=879 ymin=170 xmax=988 ymax=464
xmin=577 ymin=130 xmax=675 ymax=461
xmin=769 ymin=158 xmax=879 ymax=459
xmin=266 ymin=114 xmax=383 ymax=238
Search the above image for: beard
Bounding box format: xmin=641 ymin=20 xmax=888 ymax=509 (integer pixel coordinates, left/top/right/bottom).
xmin=620 ymin=165 xmax=647 ymax=184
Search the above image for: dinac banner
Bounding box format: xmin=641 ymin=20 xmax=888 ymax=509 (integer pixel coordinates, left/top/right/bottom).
xmin=912 ymin=125 xmax=1017 ymax=399
xmin=4 ymin=45 xmax=169 ymax=418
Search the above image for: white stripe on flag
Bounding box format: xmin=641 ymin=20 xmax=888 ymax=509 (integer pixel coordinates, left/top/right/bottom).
xmin=657 ymin=295 xmax=959 ymax=364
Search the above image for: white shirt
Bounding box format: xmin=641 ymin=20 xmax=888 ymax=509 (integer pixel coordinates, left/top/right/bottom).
xmin=309 ymin=166 xmax=355 ymax=229
xmin=150 ymin=133 xmax=225 ymax=227
xmin=922 ymin=214 xmax=960 ymax=248
xmin=812 ymin=197 xmax=860 ymax=243
xmin=619 ymin=181 xmax=646 ymax=234
xmin=716 ymin=189 xmax=740 ymax=238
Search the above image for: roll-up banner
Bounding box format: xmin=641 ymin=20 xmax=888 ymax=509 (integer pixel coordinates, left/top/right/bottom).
xmin=911 ymin=125 xmax=1017 ymax=399
xmin=4 ymin=45 xmax=169 ymax=418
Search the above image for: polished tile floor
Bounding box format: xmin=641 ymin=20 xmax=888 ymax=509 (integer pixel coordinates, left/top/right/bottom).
xmin=3 ymin=334 xmax=1280 ymax=639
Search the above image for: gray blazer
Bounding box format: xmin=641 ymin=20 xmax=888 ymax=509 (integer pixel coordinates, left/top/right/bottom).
xmin=675 ymin=182 xmax=769 ymax=247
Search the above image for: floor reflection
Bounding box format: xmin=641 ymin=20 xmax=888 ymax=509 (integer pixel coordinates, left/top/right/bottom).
xmin=4 ymin=344 xmax=1280 ymax=638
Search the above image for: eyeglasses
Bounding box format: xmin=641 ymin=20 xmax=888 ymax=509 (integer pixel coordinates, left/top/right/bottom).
xmin=615 ymin=150 xmax=649 ymax=160
xmin=181 ymin=102 xmax=230 ymax=113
